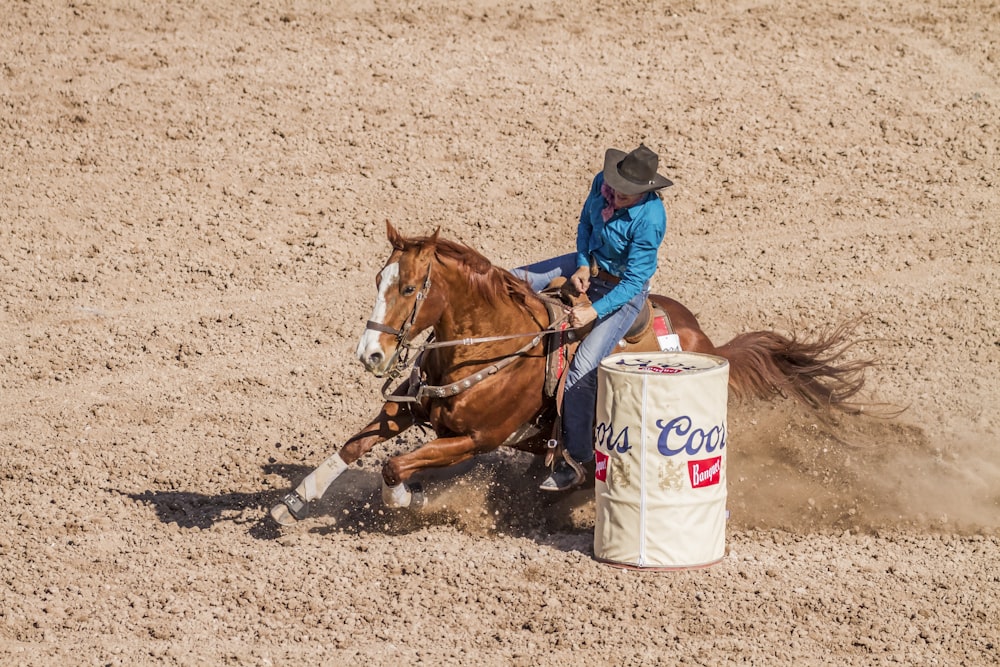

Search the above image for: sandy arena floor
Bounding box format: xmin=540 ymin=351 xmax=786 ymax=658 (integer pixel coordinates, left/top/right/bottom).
xmin=1 ymin=1 xmax=998 ymax=664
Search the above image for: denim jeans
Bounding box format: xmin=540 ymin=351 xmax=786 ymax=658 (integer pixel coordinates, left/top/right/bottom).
xmin=512 ymin=254 xmax=647 ymax=464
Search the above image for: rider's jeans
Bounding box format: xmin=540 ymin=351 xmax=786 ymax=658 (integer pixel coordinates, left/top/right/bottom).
xmin=513 ymin=254 xmax=647 ymax=464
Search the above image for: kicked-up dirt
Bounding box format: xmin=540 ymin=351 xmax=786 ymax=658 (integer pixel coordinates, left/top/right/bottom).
xmin=1 ymin=0 xmax=997 ymax=664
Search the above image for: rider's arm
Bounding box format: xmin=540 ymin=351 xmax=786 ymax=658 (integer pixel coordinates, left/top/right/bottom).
xmin=575 ymin=174 xmax=604 ymax=270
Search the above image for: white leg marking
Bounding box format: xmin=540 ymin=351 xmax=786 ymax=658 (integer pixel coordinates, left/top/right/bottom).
xmin=294 ymin=453 xmax=348 ymax=502
xmin=356 ymin=261 xmax=399 ymax=363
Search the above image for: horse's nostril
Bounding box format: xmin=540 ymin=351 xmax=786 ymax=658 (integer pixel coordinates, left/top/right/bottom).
xmin=369 ymin=352 xmax=383 ymax=367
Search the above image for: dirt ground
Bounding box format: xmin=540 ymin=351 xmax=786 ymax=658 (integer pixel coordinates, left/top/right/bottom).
xmin=2 ymin=0 xmax=998 ymax=664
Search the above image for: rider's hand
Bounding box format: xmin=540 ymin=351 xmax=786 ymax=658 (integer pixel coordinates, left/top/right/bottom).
xmin=570 ymin=266 xmax=591 ymax=295
xmin=569 ymin=304 xmax=598 ymax=328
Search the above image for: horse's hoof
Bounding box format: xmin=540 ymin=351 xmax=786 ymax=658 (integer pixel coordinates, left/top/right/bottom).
xmin=408 ymin=482 xmax=426 ymax=510
xmin=269 ymin=503 xmax=296 ymax=526
xmin=382 ymin=481 xmax=427 ymax=509
xmin=269 ymin=492 xmax=308 ymax=525
xmin=382 ymin=481 xmax=412 ymax=508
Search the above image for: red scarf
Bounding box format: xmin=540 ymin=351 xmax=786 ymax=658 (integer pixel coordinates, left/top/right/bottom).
xmin=600 ymin=183 xmax=615 ymax=222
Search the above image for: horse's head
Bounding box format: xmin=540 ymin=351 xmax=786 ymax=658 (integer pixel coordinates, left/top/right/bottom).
xmin=355 ymin=221 xmax=446 ymax=376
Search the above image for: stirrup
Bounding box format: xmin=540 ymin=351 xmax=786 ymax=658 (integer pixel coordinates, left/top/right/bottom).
xmin=544 ymin=438 xmax=559 ymax=467
xmin=560 ymin=449 xmax=586 ymax=481
xmin=539 ymin=450 xmax=586 ymax=492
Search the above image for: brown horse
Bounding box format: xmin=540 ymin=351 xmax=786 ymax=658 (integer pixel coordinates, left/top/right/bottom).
xmin=270 ymin=222 xmax=873 ymax=525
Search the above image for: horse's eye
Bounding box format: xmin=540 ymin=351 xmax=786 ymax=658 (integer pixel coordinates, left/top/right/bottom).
xmin=402 ymin=285 xmax=416 ymax=296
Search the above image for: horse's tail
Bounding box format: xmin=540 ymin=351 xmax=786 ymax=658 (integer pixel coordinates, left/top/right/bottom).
xmin=713 ymin=319 xmax=875 ymax=413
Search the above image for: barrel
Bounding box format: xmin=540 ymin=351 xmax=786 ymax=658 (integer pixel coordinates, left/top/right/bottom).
xmin=593 ymin=352 xmax=730 ymax=570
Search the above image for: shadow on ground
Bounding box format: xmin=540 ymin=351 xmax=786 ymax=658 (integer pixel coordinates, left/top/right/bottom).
xmin=123 ymin=454 xmax=597 ymax=544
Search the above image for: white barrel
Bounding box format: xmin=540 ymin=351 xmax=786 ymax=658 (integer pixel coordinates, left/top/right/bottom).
xmin=593 ymin=352 xmax=729 ymax=569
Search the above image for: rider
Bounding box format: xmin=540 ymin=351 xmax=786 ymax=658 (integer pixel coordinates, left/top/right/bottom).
xmin=513 ymin=144 xmax=673 ymax=491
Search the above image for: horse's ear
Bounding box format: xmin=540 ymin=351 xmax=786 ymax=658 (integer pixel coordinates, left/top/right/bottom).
xmin=386 ymin=220 xmax=405 ymax=250
xmin=428 ymin=227 xmax=441 ymax=244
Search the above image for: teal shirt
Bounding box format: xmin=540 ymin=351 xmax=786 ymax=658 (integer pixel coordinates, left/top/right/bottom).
xmin=575 ymin=173 xmax=667 ymax=318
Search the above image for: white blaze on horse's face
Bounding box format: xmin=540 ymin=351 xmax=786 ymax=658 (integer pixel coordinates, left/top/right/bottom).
xmin=356 ymin=261 xmax=399 ymax=372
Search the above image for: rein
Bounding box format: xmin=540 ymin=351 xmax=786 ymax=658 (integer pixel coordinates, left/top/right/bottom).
xmin=364 ymin=260 xmax=572 ymax=404
xmin=378 ymin=317 xmax=571 ymax=404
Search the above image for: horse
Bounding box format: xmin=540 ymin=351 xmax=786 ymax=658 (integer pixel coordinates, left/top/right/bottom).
xmin=269 ymin=221 xmax=874 ymax=525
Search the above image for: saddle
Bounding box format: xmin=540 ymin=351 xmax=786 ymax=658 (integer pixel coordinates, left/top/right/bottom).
xmin=541 ymin=279 xmax=676 ymax=399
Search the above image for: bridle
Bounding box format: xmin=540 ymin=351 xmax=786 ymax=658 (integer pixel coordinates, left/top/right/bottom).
xmin=363 ymin=260 xmax=572 ymax=404
xmin=363 ymin=261 xmax=434 ymax=377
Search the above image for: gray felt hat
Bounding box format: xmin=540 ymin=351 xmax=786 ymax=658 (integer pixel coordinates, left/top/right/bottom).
xmin=603 ymin=144 xmax=673 ymax=195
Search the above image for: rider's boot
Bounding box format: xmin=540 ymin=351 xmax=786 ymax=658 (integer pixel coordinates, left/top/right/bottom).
xmin=539 ymin=452 xmax=586 ymax=491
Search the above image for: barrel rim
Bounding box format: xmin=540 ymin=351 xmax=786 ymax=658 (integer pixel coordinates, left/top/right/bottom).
xmin=599 ymin=350 xmax=729 ymax=376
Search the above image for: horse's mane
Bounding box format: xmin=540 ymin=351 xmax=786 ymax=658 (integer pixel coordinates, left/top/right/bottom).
xmin=403 ymin=233 xmax=539 ymax=312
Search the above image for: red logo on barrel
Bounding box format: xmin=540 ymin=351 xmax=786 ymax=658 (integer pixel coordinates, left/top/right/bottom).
xmin=687 ymin=456 xmax=722 ymax=488
xmin=595 ymin=451 xmax=608 ymax=482
xmin=646 ymin=366 xmax=683 ymax=374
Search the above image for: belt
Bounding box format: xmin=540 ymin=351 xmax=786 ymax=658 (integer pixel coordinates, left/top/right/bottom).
xmin=592 ymin=268 xmax=621 ymax=286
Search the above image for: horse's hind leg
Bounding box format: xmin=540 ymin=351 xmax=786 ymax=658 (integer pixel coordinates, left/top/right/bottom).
xmin=381 ymin=435 xmax=479 ymax=509
xmin=270 ymin=400 xmax=416 ymax=525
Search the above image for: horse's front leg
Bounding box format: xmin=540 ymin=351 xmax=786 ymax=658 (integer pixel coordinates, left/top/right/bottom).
xmin=269 ymin=400 xmax=416 ymax=525
xmin=381 ymin=435 xmax=479 ymax=509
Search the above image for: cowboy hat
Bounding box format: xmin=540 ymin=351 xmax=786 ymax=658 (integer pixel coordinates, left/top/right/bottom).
xmin=603 ymin=144 xmax=673 ymax=195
